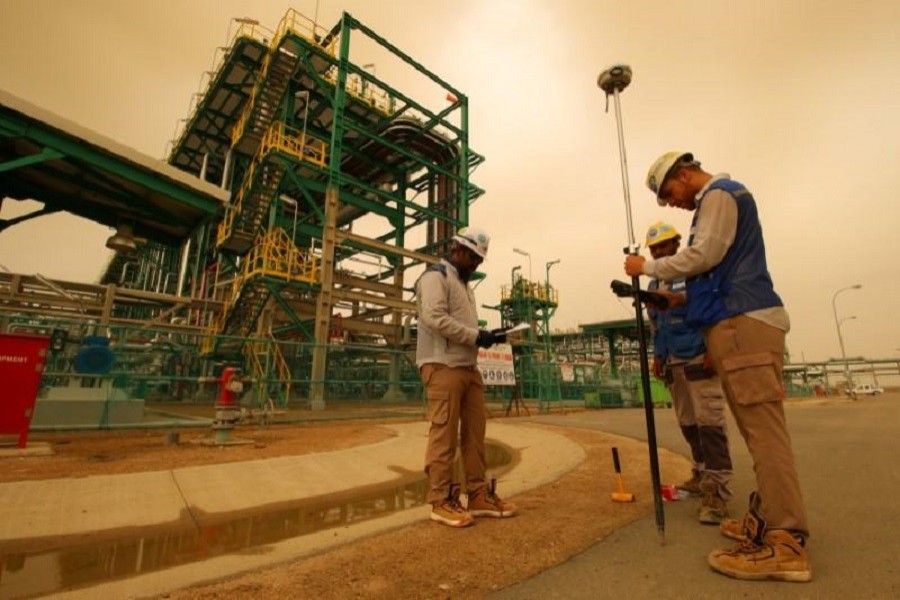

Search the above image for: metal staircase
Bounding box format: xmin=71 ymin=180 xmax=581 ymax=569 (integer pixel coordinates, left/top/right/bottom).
xmin=218 ymin=121 xmax=328 ymax=254
xmin=217 ymin=154 xmax=285 ymax=254
xmin=231 ymin=45 xmax=297 ymax=155
xmin=230 ymin=8 xmax=330 ymax=156
xmin=204 ymin=227 xmax=319 ymax=356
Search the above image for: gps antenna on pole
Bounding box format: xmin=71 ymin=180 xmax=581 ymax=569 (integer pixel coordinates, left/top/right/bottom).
xmin=597 ymin=64 xmax=666 ymax=543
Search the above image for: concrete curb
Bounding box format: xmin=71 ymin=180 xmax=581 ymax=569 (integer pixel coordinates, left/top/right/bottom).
xmin=0 ymin=421 xmax=585 ymax=599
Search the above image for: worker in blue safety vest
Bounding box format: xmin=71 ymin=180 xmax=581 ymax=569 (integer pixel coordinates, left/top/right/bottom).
xmin=644 ymin=221 xmax=733 ymax=526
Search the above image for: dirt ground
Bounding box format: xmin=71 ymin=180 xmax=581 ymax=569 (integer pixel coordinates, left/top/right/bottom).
xmin=0 ymin=421 xmax=398 ymax=483
xmin=1 ymin=412 xmax=691 ymax=598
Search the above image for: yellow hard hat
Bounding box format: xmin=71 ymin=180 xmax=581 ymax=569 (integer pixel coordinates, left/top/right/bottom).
xmin=646 ymin=151 xmax=693 ymax=206
xmin=645 ymin=221 xmax=681 ymax=248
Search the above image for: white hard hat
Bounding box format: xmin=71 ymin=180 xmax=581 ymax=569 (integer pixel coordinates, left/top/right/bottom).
xmin=646 ymin=151 xmax=693 ymax=206
xmin=452 ymin=226 xmax=490 ymax=258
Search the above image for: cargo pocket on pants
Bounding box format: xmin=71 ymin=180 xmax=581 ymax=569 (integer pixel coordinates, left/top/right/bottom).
xmin=427 ymin=389 xmax=450 ymax=425
xmin=721 ymin=353 xmax=782 ymax=405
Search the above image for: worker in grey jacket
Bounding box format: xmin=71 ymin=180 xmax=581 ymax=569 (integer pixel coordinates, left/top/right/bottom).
xmin=416 ymin=227 xmax=517 ymax=527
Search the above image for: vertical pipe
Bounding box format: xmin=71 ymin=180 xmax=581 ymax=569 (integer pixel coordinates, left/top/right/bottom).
xmin=177 ymin=238 xmax=191 ymax=297
xmin=460 ymin=97 xmax=469 ymax=225
xmin=221 ymin=149 xmax=233 ymax=191
xmin=200 ymin=153 xmax=210 ymax=182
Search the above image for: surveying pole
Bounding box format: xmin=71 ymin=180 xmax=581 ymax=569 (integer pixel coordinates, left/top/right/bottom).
xmin=597 ymin=64 xmax=666 ymax=542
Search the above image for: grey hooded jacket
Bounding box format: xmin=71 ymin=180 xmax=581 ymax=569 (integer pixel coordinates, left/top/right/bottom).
xmin=415 ymin=259 xmax=480 ymax=368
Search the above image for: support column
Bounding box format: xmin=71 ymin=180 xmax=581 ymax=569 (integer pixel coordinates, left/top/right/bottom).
xmin=309 ymin=185 xmax=338 ymax=410
xmin=382 ymin=263 xmax=406 ymax=402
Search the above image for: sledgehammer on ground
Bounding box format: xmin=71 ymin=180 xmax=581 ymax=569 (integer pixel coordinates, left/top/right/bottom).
xmin=611 ymin=446 xmax=635 ymax=502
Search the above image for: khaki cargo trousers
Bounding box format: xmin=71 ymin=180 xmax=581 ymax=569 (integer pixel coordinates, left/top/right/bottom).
xmin=667 ymin=354 xmax=733 ymax=499
xmin=420 ymin=363 xmax=488 ymax=504
xmin=704 ymin=314 xmax=809 ymax=535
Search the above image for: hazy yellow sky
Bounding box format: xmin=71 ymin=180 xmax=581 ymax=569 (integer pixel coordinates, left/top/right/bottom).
xmin=1 ymin=0 xmax=899 ymax=363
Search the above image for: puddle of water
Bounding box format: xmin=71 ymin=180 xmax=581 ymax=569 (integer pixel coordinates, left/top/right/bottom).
xmin=0 ymin=442 xmax=513 ymax=599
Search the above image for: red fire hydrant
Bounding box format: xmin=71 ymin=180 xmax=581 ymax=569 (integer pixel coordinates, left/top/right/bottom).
xmin=213 ymin=366 xmax=243 ymax=442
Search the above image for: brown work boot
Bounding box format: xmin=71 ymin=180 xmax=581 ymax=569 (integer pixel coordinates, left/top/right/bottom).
xmin=720 ymin=517 xmax=748 ymax=541
xmin=677 ymin=471 xmax=703 ymax=496
xmin=698 ymin=480 xmax=729 ymax=524
xmin=720 ymin=490 xmax=760 ymax=540
xmin=430 ymin=484 xmax=474 ymax=528
xmin=708 ymin=530 xmax=812 ymax=582
xmin=467 ymin=487 xmax=517 ymax=518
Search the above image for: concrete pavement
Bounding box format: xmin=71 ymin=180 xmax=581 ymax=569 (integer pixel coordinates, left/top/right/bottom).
xmin=493 ymin=393 xmax=900 ymax=599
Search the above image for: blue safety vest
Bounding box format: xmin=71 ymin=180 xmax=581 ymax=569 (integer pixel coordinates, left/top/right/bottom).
xmin=685 ymin=179 xmax=783 ymax=329
xmin=648 ymin=279 xmax=706 ymax=359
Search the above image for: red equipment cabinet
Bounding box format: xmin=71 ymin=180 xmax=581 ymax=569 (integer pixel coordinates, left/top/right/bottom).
xmin=0 ymin=333 xmax=50 ymax=448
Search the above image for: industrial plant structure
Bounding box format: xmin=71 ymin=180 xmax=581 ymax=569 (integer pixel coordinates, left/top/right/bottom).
xmin=0 ymin=10 xmax=486 ymax=425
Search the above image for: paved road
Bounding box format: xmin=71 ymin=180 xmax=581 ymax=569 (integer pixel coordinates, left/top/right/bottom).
xmin=493 ymin=394 xmax=900 ymax=599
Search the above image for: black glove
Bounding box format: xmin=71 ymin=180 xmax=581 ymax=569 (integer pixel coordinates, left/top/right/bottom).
xmin=490 ymin=327 xmax=508 ymax=343
xmin=476 ymin=329 xmax=496 ymax=348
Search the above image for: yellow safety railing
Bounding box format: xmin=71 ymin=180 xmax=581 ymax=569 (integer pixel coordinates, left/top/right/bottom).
xmin=210 ymin=226 xmax=318 ymax=336
xmin=243 ymin=337 xmax=292 ymax=403
xmin=232 ymin=8 xmax=336 ymax=148
xmin=241 ymin=227 xmax=319 ymax=285
xmin=260 ymin=122 xmax=328 ymax=168
xmin=501 ymin=281 xmax=560 ymax=306
xmin=216 ymin=156 xmax=260 ymax=248
xmin=323 ymin=67 xmax=394 ymax=115
xmin=218 ymin=122 xmax=328 ymax=248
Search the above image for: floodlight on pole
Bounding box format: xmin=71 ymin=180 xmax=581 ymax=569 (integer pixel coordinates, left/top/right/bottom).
xmin=512 ymin=248 xmax=531 ymax=281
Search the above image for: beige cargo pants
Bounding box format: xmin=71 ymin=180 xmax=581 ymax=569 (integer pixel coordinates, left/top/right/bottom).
xmin=420 ymin=363 xmax=487 ymax=504
xmin=704 ymin=314 xmax=809 ymax=535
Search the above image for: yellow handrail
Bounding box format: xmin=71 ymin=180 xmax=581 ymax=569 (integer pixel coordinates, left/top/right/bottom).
xmin=260 ymin=122 xmax=328 ymax=168
xmin=218 ymin=123 xmax=328 ymax=247
xmin=232 ymin=8 xmax=337 ymax=148
xmin=242 ymin=227 xmax=320 ymax=285
xmin=243 ymin=336 xmax=292 ymax=405
xmin=501 ymin=282 xmax=560 ymax=305
xmin=323 ymin=67 xmax=394 ymax=115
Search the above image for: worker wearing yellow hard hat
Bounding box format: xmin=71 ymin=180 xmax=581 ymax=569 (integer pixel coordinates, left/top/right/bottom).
xmin=644 ymin=221 xmax=734 ymax=527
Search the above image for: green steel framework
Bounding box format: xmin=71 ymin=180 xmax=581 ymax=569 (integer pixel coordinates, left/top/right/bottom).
xmin=164 ymin=10 xmax=485 ymax=408
xmin=495 ymin=268 xmax=562 ymax=409
xmin=0 ymin=9 xmax=485 ymax=416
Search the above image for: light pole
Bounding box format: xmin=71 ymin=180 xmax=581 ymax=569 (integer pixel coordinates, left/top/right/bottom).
xmin=832 ymin=284 xmax=862 ymax=393
xmin=543 ymin=259 xmax=561 ymax=356
xmin=545 ymin=259 xmax=560 ymax=300
xmin=513 ymin=248 xmax=531 ymax=281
